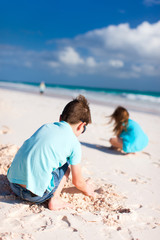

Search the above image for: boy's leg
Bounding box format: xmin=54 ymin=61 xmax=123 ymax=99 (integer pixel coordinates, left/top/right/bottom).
xmin=109 ymin=137 xmax=123 ymax=150
xmin=48 ymin=167 xmax=73 ymax=210
xmin=9 ymin=163 xmax=72 ymax=208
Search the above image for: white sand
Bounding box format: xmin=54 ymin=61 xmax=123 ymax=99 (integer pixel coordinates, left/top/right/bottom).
xmin=0 ymin=88 xmax=160 ymax=240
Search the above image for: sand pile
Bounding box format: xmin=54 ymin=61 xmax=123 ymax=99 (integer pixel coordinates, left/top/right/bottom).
xmin=0 ymin=144 xmax=130 ymax=228
xmin=0 ymin=144 xmax=18 ymax=173
xmin=0 ymin=144 xmax=19 ymax=197
xmin=61 ymin=179 xmax=130 ymax=226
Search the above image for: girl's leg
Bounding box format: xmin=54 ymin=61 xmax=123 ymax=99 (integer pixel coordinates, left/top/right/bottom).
xmin=48 ymin=167 xmax=73 ymax=210
xmin=109 ymin=137 xmax=123 ymax=150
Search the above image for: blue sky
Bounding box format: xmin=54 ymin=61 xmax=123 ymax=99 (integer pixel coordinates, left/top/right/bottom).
xmin=0 ymin=0 xmax=160 ymax=91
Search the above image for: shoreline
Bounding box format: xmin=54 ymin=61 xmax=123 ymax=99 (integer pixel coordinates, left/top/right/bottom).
xmin=0 ymin=83 xmax=160 ymax=116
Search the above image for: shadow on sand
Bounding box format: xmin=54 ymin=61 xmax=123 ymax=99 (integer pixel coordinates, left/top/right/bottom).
xmin=0 ymin=174 xmax=13 ymax=196
xmin=0 ymin=174 xmax=18 ymax=204
xmin=0 ymin=174 xmax=48 ymax=207
xmin=62 ymin=186 xmax=81 ymax=195
xmin=80 ymin=141 xmax=125 ymax=156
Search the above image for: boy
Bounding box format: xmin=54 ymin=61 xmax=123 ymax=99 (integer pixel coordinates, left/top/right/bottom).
xmin=7 ymin=95 xmax=94 ymax=210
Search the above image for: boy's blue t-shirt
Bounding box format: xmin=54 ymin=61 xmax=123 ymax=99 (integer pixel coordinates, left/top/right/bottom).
xmin=7 ymin=121 xmax=81 ymax=197
xmin=120 ymin=119 xmax=148 ymax=153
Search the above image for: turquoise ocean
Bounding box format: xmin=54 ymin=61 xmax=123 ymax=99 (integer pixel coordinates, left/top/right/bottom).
xmin=0 ymin=80 xmax=160 ymax=115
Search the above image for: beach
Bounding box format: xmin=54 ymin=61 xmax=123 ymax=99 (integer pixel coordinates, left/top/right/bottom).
xmin=0 ymin=87 xmax=160 ymax=240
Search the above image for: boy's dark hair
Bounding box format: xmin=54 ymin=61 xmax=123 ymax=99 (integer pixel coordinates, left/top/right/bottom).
xmin=109 ymin=106 xmax=129 ymax=136
xmin=61 ymin=95 xmax=91 ymax=125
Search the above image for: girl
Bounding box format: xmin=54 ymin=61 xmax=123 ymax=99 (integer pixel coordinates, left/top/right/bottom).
xmin=109 ymin=106 xmax=148 ymax=153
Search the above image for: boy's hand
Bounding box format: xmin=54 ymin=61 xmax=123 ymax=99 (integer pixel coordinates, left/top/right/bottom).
xmin=84 ymin=178 xmax=95 ymax=198
xmin=71 ymin=164 xmax=95 ymax=198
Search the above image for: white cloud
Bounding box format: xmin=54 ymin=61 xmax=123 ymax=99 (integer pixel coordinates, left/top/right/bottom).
xmin=47 ymin=61 xmax=59 ymax=68
xmin=109 ymin=60 xmax=124 ymax=68
xmin=75 ymin=21 xmax=160 ymax=60
xmin=1 ymin=21 xmax=160 ymax=82
xmin=140 ymin=64 xmax=156 ymax=75
xmin=59 ymin=47 xmax=84 ymax=65
xmin=55 ymin=20 xmax=159 ymax=78
xmin=131 ymin=65 xmax=142 ymax=73
xmin=86 ymin=57 xmax=97 ymax=67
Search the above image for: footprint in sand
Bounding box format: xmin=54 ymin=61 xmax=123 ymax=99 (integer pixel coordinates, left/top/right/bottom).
xmin=0 ymin=126 xmax=11 ymax=135
xmin=142 ymin=151 xmax=151 ymax=159
xmin=37 ymin=216 xmax=54 ymax=231
xmin=129 ymin=177 xmax=148 ymax=184
xmin=114 ymin=169 xmax=127 ymax=176
xmin=153 ymin=160 xmax=160 ymax=168
xmin=0 ymin=232 xmax=34 ymax=240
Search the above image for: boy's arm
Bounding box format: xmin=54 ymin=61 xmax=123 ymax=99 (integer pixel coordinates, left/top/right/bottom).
xmin=71 ymin=164 xmax=94 ymax=197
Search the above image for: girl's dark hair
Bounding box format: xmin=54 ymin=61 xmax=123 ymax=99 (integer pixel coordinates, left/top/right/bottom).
xmin=61 ymin=95 xmax=91 ymax=125
xmin=109 ymin=106 xmax=129 ymax=136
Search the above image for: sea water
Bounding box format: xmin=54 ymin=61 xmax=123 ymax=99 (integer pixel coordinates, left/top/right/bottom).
xmin=0 ymin=80 xmax=160 ymax=115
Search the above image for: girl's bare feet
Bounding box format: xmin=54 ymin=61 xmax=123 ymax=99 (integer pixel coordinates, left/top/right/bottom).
xmin=48 ymin=196 xmax=73 ymax=210
xmin=125 ymin=152 xmax=137 ymax=156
